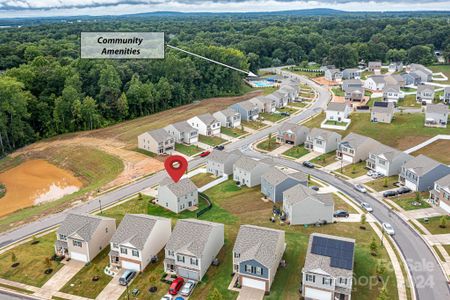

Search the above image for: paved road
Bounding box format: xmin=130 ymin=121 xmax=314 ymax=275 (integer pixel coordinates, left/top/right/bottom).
xmin=1 ymin=69 xmax=449 ymax=299
xmin=0 ymin=290 xmax=41 ymax=300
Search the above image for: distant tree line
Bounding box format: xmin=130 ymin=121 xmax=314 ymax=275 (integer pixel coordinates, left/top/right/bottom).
xmin=0 ymin=15 xmax=449 ymax=154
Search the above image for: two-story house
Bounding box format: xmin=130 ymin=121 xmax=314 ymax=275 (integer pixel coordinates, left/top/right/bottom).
xmin=276 ymin=122 xmax=309 ymax=146
xmin=279 ymin=85 xmax=298 ymax=102
xmin=164 ymin=219 xmax=224 ymax=281
xmin=157 ymin=177 xmax=198 ymax=213
xmin=261 ymin=168 xmax=307 ymax=202
xmin=383 ymin=84 xmax=401 ymax=103
xmin=109 ymin=214 xmax=171 ymax=272
xmin=137 ymin=128 xmax=175 ymax=155
xmin=233 ymin=156 xmax=273 ymax=187
xmin=233 ymin=225 xmax=285 ymax=292
xmin=408 ymin=64 xmax=433 ymax=82
xmin=401 ymin=72 xmax=421 ymax=86
xmin=230 ymin=100 xmax=259 ymax=121
xmin=325 ymin=103 xmax=351 ymax=122
xmin=399 ymin=154 xmax=450 ymax=192
xmin=283 ymin=184 xmax=334 ymax=225
xmin=366 ymin=144 xmax=413 ymax=176
xmin=188 ymin=113 xmax=221 ymax=136
xmin=430 ymin=174 xmax=450 ymax=213
xmin=344 ymin=86 xmax=365 ymax=103
xmin=213 ymin=108 xmax=241 ymax=128
xmin=206 ymin=149 xmax=241 ymax=177
xmin=302 ymin=233 xmax=355 ymax=300
xmin=336 ymin=133 xmax=381 ymax=164
xmin=55 ymin=213 xmax=116 ymax=263
xmin=443 ymin=86 xmax=450 ymax=104
xmin=164 ymin=121 xmax=198 ymax=145
xmin=425 ymin=103 xmax=449 ymax=128
xmin=325 ymin=69 xmax=342 ymax=82
xmin=388 ymin=62 xmax=403 ymax=72
xmin=342 ymin=79 xmax=363 ymax=91
xmin=304 ymin=128 xmax=342 ymax=154
xmin=416 ymin=85 xmax=435 ymax=104
xmin=371 ymin=102 xmax=395 ymax=124
xmin=364 ymin=75 xmax=386 ymax=91
xmin=250 ymin=96 xmax=276 ymax=113
xmin=341 ymin=68 xmax=361 ymax=80
xmin=368 ymin=61 xmax=382 ymax=72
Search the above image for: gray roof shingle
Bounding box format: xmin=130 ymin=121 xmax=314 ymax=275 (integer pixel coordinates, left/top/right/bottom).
xmin=145 ymin=128 xmax=172 ymax=143
xmin=426 ymin=103 xmax=449 ymax=114
xmin=261 ymin=168 xmax=289 ymax=186
xmin=170 ymin=121 xmax=196 ymax=133
xmin=234 ymin=156 xmax=272 ymax=172
xmin=403 ymin=154 xmax=443 ymax=176
xmin=58 ymin=213 xmax=114 ymax=242
xmin=283 ymin=185 xmax=334 ymax=207
xmin=327 ymin=102 xmax=348 ymax=112
xmin=196 ymin=113 xmax=219 ymax=125
xmin=160 ymin=177 xmax=197 ymax=197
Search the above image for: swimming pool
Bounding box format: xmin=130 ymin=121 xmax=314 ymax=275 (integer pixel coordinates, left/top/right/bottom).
xmin=250 ymin=80 xmax=275 ymax=88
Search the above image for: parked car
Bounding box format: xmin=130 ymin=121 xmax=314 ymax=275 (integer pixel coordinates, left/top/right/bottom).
xmin=333 ymin=210 xmax=349 ymax=218
xmin=354 ymin=184 xmax=367 ymax=193
xmin=383 ymin=190 xmax=398 ymax=197
xmin=397 ymin=187 xmax=411 ymax=194
xmin=169 ymin=277 xmax=185 ymax=295
xmin=372 ymin=172 xmax=383 ymax=179
xmin=161 ymin=295 xmax=173 ymax=300
xmin=214 ymin=145 xmax=225 ymax=150
xmin=199 ymin=151 xmax=211 ymax=157
xmin=367 ymin=170 xmax=376 ymax=177
xmin=119 ymin=270 xmax=136 ymax=286
xmin=361 ymin=202 xmax=373 ymax=212
xmin=180 ymin=280 xmax=196 ymax=297
xmin=303 ymin=161 xmax=315 ymax=168
xmin=310 ymin=186 xmax=319 ymax=191
xmin=280 ymin=112 xmax=290 ymax=117
xmin=382 ymin=222 xmax=395 ymax=235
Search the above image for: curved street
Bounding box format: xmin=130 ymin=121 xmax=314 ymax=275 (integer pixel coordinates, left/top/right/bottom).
xmin=0 ymin=69 xmax=449 ymax=299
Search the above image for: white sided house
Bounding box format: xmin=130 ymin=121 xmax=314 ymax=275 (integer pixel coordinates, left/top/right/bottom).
xmin=165 ymin=121 xmax=198 ymax=145
xmin=325 ymin=102 xmax=351 ymax=122
xmin=138 ymin=128 xmax=175 ymax=155
xmin=213 ymin=108 xmax=241 ymax=128
xmin=55 ymin=213 xmax=116 ymax=263
xmin=109 ymin=214 xmax=171 ymax=272
xmin=157 ymin=177 xmax=198 ymax=214
xmin=337 ymin=133 xmax=382 ymax=164
xmin=188 ymin=113 xmax=221 ymax=136
xmin=206 ymin=150 xmax=241 ymax=177
xmin=425 ymin=103 xmax=449 ymax=128
xmin=364 ymin=76 xmax=385 ymax=91
xmin=366 ymin=145 xmax=413 ymax=177
xmin=304 ymin=128 xmax=342 ymax=154
xmin=164 ymin=219 xmax=224 ymax=281
xmin=233 ymin=156 xmax=272 ymax=187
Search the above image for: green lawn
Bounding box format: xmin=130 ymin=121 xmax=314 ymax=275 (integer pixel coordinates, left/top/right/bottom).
xmin=60 ymin=247 xmax=113 ymax=299
xmin=278 ymin=107 xmax=299 ymax=114
xmin=324 ymin=120 xmax=348 ymax=126
xmin=401 ymin=87 xmax=416 ymax=93
xmin=336 ymin=162 xmax=368 ymax=178
xmin=411 ymin=140 xmax=450 ymax=165
xmin=333 ymin=194 xmax=358 ymax=213
xmin=429 ymin=64 xmax=450 ymax=84
xmin=241 ymin=120 xmax=266 ymax=130
xmin=256 ymin=137 xmax=281 ymax=152
xmin=175 ymin=143 xmax=203 ymax=156
xmin=261 ymin=86 xmax=279 ymax=96
xmin=398 ymin=94 xmax=420 ymax=108
xmin=198 ymin=134 xmax=227 ymax=146
xmin=101 ymin=195 xmax=151 ymax=223
xmin=365 ymin=176 xmax=399 ymax=192
xmin=290 ymin=101 xmax=308 ymax=108
xmin=443 ymin=244 xmax=450 ymax=256
xmin=133 ymin=147 xmax=157 ymax=158
xmin=417 ymin=215 xmax=450 ymax=235
xmin=332 ymin=87 xmax=345 ymax=96
xmin=190 ymin=173 xmax=217 ymax=188
xmin=393 ymin=192 xmax=431 ymax=211
xmin=303 ymin=112 xmax=450 ymax=151
xmin=287 ymin=68 xmax=323 ymax=79
xmin=220 ymin=127 xmax=247 ymax=138
xmin=282 ymin=146 xmax=310 ymax=159
xmin=260 ymin=112 xmax=285 ymax=122
xmin=310 ymin=151 xmax=337 ymax=167
xmin=0 ymin=233 xmax=62 ymax=287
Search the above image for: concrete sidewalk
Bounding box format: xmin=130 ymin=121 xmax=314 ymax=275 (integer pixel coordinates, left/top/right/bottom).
xmin=295 ymin=151 xmax=320 ymax=163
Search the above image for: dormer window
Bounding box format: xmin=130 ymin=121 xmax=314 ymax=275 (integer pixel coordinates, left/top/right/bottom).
xmin=59 ymin=234 xmax=67 ymax=241
xmin=234 ymin=252 xmax=240 ymax=258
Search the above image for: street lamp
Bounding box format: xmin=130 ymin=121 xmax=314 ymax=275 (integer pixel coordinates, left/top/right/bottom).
xmin=98 ymin=199 xmax=103 ymax=214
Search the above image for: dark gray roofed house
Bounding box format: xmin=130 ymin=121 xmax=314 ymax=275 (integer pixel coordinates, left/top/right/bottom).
xmin=371 ymin=102 xmax=395 ymax=124
xmin=261 ymin=168 xmax=308 ymax=202
xmin=233 ymin=156 xmax=272 ymax=187
xmin=276 ymin=122 xmax=309 ymax=146
xmin=207 ymin=150 xmax=241 ymax=177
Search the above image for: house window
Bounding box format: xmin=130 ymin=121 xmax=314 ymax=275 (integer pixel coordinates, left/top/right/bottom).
xmin=323 ymin=277 xmax=332 ymax=285
xmin=132 ymin=250 xmax=139 ymax=257
xmin=112 ymin=243 xmax=118 ymax=249
xmin=256 ymin=267 xmax=263 ymax=276
xmin=72 ymin=240 xmax=82 ymax=248
xmin=168 ymin=250 xmax=174 ymax=256
xmin=59 ymin=234 xmax=67 ymax=241
xmin=234 ymin=252 xmax=240 ymax=258
xmin=190 ymin=258 xmax=198 ymax=266
xmin=245 ymin=265 xmax=252 ymax=273
xmin=120 ymin=248 xmax=128 ymax=255
xmin=177 ymin=255 xmax=185 ymax=263
xmin=306 ymin=274 xmax=315 ymax=283
xmin=339 ymin=278 xmax=348 ymax=285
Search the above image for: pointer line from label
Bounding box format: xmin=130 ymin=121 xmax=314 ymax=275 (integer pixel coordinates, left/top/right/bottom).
xmin=166 ymin=44 xmax=257 ymax=77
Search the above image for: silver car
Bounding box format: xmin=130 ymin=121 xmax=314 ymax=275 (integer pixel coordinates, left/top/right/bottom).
xmin=180 ymin=280 xmax=196 ymax=297
xmin=382 ymin=222 xmax=395 ymax=235
xmin=361 ymin=202 xmax=373 ymax=212
xmin=354 ymin=184 xmax=367 ymax=193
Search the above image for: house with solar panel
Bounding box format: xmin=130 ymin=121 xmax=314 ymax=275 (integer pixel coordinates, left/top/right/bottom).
xmin=302 ymin=233 xmax=355 ymax=300
xmin=371 ymin=102 xmax=395 ymax=124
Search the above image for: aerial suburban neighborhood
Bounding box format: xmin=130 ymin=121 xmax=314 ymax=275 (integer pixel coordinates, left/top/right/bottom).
xmin=0 ymin=4 xmax=450 ymax=300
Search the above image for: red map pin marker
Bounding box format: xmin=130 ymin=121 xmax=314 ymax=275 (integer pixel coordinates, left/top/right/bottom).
xmin=164 ymin=155 xmax=188 ymax=183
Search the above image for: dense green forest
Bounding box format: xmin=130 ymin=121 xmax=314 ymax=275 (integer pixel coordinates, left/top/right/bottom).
xmin=0 ymin=14 xmax=449 ymax=155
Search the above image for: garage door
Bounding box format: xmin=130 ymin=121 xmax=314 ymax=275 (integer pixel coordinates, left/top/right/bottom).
xmin=70 ymin=252 xmax=88 ymax=263
xmin=342 ymin=154 xmax=353 ymax=163
xmin=242 ymin=277 xmax=265 ymax=290
xmin=304 ymin=287 xmax=332 ymax=300
xmin=178 ymin=268 xmax=199 ymax=280
xmin=122 ymin=261 xmax=141 ymax=272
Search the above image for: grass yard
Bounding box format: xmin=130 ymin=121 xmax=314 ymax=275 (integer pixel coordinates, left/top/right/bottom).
xmin=261 ymin=86 xmax=279 ymax=95
xmin=443 ymin=244 xmax=450 ymax=256
xmin=241 ymin=120 xmax=266 ymax=130
xmin=190 ymin=173 xmax=217 ymax=188
xmin=398 ymin=94 xmax=420 ymax=108
xmin=333 ymin=194 xmax=358 ymax=213
xmin=260 ymin=112 xmax=285 ymax=122
xmin=256 ymin=137 xmax=281 ymax=152
xmin=310 ymin=151 xmax=338 ymax=167
xmin=289 ymin=69 xmax=323 ymax=79
xmin=429 ymin=65 xmax=450 ymax=84
xmin=0 ymin=233 xmax=62 ymax=287
xmin=417 ymin=215 xmax=450 ymax=235
xmin=365 ymin=176 xmax=399 ymax=192
xmin=220 ymin=126 xmax=247 ymax=138
xmin=101 ymin=195 xmax=151 ymax=223
xmin=278 ymin=107 xmax=299 ymax=114
xmin=282 ymin=146 xmax=310 ymax=159
xmin=303 ymin=112 xmax=450 ymax=150
xmin=401 ymin=87 xmax=416 ymax=93
xmin=60 ymin=247 xmax=113 ymax=299
xmin=175 ymin=143 xmax=203 ymax=156
xmin=0 ymin=146 xmax=124 ymax=234
xmin=198 ymin=135 xmax=227 ymax=146
xmin=290 ymin=101 xmax=308 ymax=108
xmin=332 ymin=87 xmax=344 ymax=96
xmin=392 ymin=192 xmax=431 ymax=211
xmin=336 ymin=162 xmax=368 ymax=179
xmin=324 ymin=120 xmax=348 ymax=126
xmin=411 ymin=140 xmax=450 ymax=165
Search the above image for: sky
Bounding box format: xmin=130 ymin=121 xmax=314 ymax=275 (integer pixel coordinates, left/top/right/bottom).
xmin=0 ymin=0 xmax=449 ymax=18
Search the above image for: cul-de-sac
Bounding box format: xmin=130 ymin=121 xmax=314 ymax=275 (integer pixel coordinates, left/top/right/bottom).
xmin=0 ymin=4 xmax=450 ymax=300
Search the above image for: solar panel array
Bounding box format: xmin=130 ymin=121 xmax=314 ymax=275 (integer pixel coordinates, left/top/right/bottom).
xmin=373 ymin=101 xmax=389 ymax=107
xmin=311 ymin=236 xmax=355 ymax=270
